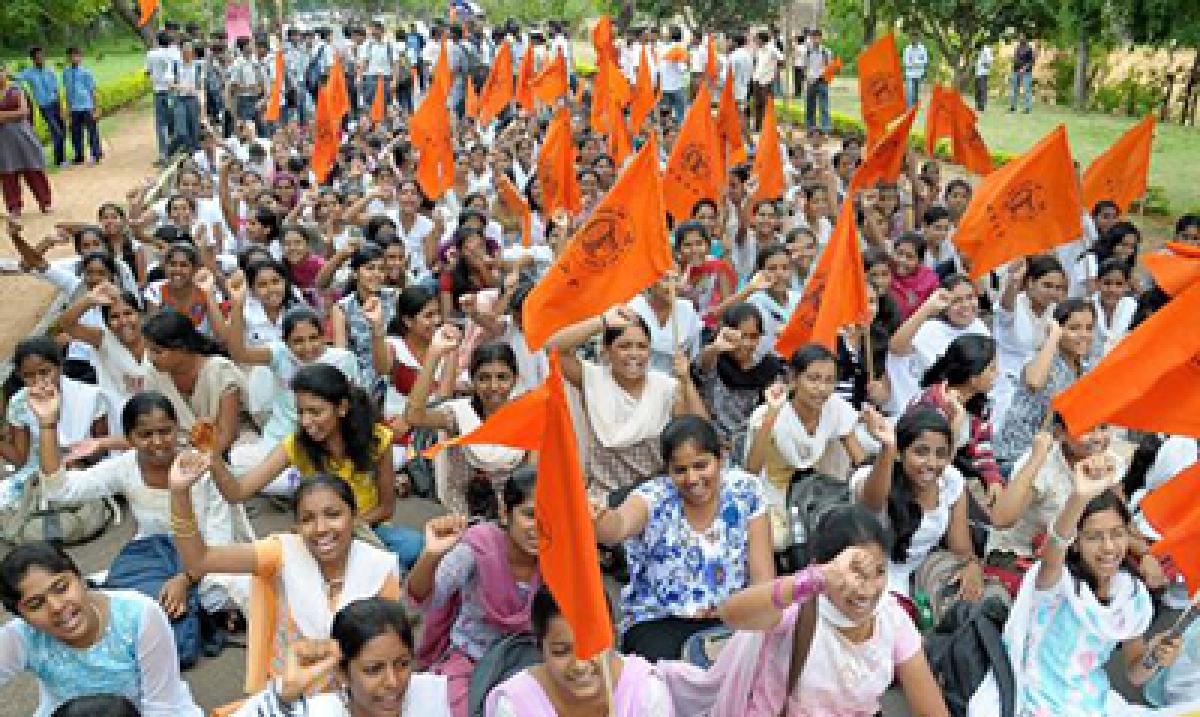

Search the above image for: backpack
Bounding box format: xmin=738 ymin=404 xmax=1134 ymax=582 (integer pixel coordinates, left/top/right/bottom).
xmin=781 ymin=472 xmax=853 ymax=570
xmin=466 ymin=631 xmax=541 ymax=717
xmin=0 ymin=472 xmax=114 ymax=547
xmin=925 ymin=596 xmax=1015 ymax=717
xmin=402 ymin=425 xmax=437 ymax=500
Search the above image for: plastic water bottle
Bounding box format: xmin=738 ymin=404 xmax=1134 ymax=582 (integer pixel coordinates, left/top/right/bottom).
xmin=914 ymin=591 xmax=935 ymax=632
xmin=790 ymin=506 xmax=805 ymax=546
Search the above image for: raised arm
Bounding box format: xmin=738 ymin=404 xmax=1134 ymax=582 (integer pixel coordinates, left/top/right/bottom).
xmin=207 ymin=444 xmax=290 ymax=503
xmin=224 ymin=279 xmax=273 ymax=366
xmin=855 ymin=406 xmax=897 ymax=513
xmin=591 ymin=493 xmax=650 ymax=545
xmin=402 ymin=324 xmax=461 ymax=432
xmin=990 ymin=432 xmax=1054 ymax=527
xmin=1022 ymin=320 xmax=1062 ymax=392
xmin=1035 ymin=453 xmax=1117 ymax=591
xmin=544 ymin=305 xmax=635 ymax=388
xmin=889 ymin=289 xmax=950 ymax=356
xmin=169 ymin=450 xmax=259 ymax=577
xmin=743 ymin=382 xmax=788 ymax=476
xmin=58 ymin=283 xmax=116 ymax=349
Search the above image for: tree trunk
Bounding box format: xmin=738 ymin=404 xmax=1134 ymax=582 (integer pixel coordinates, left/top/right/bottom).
xmin=864 ymin=0 xmax=876 ymax=43
xmin=1183 ymin=50 xmax=1200 ymax=126
xmin=111 ymin=3 xmax=155 ymax=47
xmin=1073 ymin=29 xmax=1090 ymax=111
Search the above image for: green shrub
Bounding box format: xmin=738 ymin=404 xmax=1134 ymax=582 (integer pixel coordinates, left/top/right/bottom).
xmin=28 ymin=70 xmax=150 ymax=145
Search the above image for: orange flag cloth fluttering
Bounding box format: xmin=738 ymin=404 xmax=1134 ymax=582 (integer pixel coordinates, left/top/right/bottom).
xmin=1081 ymin=114 xmax=1155 ymax=214
xmin=530 ymin=49 xmax=570 ymax=106
xmin=705 ymin=35 xmax=719 ymax=84
xmin=522 ymin=135 xmax=673 ymax=351
xmin=628 ymin=47 xmax=658 ymax=134
xmin=464 ymin=76 xmax=479 ymax=119
xmin=310 ymin=85 xmax=340 ymax=184
xmin=515 ymin=42 xmax=536 ymax=112
xmin=952 ymin=125 xmax=1081 ymax=280
xmin=497 ymin=172 xmax=533 ymax=247
xmin=1144 ymin=242 xmax=1200 ymax=297
xmin=857 ymin=33 xmax=906 ymax=148
xmin=925 ymin=84 xmax=955 ymax=156
xmin=1052 ymin=278 xmax=1200 ymax=439
xmin=264 ymin=49 xmax=285 ymax=123
xmin=477 ymin=41 xmax=514 ymax=124
xmin=326 ymin=54 xmax=351 ymax=124
xmin=716 ymin=66 xmax=747 ymax=166
xmin=536 ymin=106 xmax=582 ymax=218
xmin=849 ymin=103 xmax=918 ymax=194
xmin=369 ymin=75 xmax=386 ymax=123
xmin=425 ymin=354 xmax=613 ymax=660
xmin=1141 ymin=463 xmax=1200 ymax=594
xmin=775 ymin=199 xmax=871 ymax=357
xmin=751 ymin=95 xmax=784 ymax=201
xmin=138 ymin=0 xmax=158 ymax=26
xmin=663 ymin=82 xmax=724 ymax=222
xmin=409 ymin=60 xmax=454 ymax=199
xmin=821 ymin=56 xmax=843 ymax=84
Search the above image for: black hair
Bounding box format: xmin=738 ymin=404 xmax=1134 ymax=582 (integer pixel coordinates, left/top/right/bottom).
xmin=531 ymin=586 xmax=563 ymax=645
xmin=252 ymin=207 xmax=282 ymax=244
xmin=1052 ymin=297 xmax=1095 ymax=326
xmin=602 ymin=312 xmax=652 ymax=347
xmin=673 ymin=220 xmax=709 ymax=250
xmin=162 ymin=241 xmax=201 ymax=267
xmin=12 ymin=337 xmax=63 ymax=387
xmin=243 ymin=258 xmax=300 ymax=311
xmin=788 ymin=342 xmax=837 ymax=374
xmin=1091 ymin=199 xmax=1119 ymax=220
xmin=660 ymin=414 xmax=722 ymax=462
xmin=0 ymin=541 xmax=81 ymax=614
xmin=1175 ymin=213 xmax=1200 ymax=237
xmin=944 ymin=178 xmax=971 ymax=198
xmin=51 ymin=695 xmax=140 ymax=717
xmin=330 ymin=597 xmax=414 ymax=667
xmin=293 ymin=474 xmax=358 ymax=517
xmin=290 ymin=364 xmax=378 ymax=475
xmin=1092 ymin=221 xmax=1141 ymax=266
xmin=690 ymin=197 xmax=718 ymax=216
xmin=100 ymin=290 xmax=144 ymax=323
xmin=470 ymin=465 xmax=538 ymax=522
xmin=1065 ymin=489 xmax=1134 ymax=599
xmin=281 ymin=306 xmax=324 ymax=340
xmin=922 ymin=334 xmax=997 ymax=416
xmin=141 ymin=310 xmax=227 ymax=356
xmin=1025 ymin=254 xmax=1066 ymax=284
xmin=71 ymin=225 xmax=107 ymax=255
xmin=1095 ymin=257 xmax=1133 ymax=283
xmin=365 ymin=215 xmax=399 ymax=245
xmin=345 ymin=242 xmax=385 ymax=296
xmin=894 ymin=232 xmax=927 ymax=261
xmin=755 ymin=242 xmax=790 ymax=270
xmin=120 ymin=391 xmax=176 ymax=435
xmin=887 ymin=408 xmax=953 ymax=563
xmin=921 ymin=205 xmax=950 ymax=227
xmin=809 ymin=504 xmax=893 ymax=564
xmin=388 ymin=286 xmax=437 ymax=336
xmin=722 ymin=302 xmax=765 ymax=333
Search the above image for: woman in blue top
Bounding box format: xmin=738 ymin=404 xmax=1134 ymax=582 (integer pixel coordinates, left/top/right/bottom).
xmin=592 ymin=414 xmax=774 ymax=662
xmin=0 ymin=541 xmax=201 ymax=717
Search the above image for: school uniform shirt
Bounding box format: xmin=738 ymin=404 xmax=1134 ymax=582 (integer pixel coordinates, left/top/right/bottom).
xmin=659 ymin=45 xmax=688 ymax=93
xmin=145 ymin=47 xmax=177 ymax=93
xmin=729 ymin=47 xmax=755 ymax=102
xmin=230 ymin=55 xmax=260 ymax=97
xmin=16 ymin=66 xmax=59 ymax=106
xmin=902 ymin=43 xmax=929 ymax=79
xmin=62 ymin=65 xmax=96 ymax=111
xmin=627 ymin=294 xmax=702 ymax=374
xmin=803 ymin=42 xmax=832 ymax=81
xmin=975 ymin=46 xmax=995 ymax=77
xmin=358 ymin=38 xmax=396 ymax=77
xmin=751 ymin=44 xmax=781 ymax=86
xmin=175 ymin=59 xmax=204 ymax=98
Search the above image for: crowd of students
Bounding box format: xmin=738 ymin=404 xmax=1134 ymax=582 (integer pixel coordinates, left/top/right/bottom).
xmin=0 ymin=11 xmax=1199 ymax=717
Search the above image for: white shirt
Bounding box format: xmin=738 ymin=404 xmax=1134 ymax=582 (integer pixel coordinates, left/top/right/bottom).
xmin=975 ymin=46 xmax=994 ymax=77
xmin=729 ymin=47 xmax=755 ymax=101
xmin=145 ymin=47 xmax=177 ymax=92
xmin=549 ymin=35 xmax=574 ymax=73
xmin=752 ymin=44 xmax=780 ymax=85
xmin=803 ymin=42 xmax=832 ymax=79
xmin=627 ymin=294 xmax=702 ymax=373
xmin=358 ymin=38 xmax=396 ymax=76
xmin=174 ymin=59 xmax=204 ymax=98
xmin=902 ymin=43 xmax=929 ymax=79
xmin=659 ymin=45 xmax=688 ymax=92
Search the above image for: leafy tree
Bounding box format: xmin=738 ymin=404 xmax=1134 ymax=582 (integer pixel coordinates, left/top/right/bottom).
xmin=1127 ymin=0 xmax=1200 ymax=124
xmin=627 ymin=0 xmax=779 ymax=36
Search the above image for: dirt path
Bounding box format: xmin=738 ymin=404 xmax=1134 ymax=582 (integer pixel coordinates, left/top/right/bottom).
xmin=0 ymin=100 xmax=158 ymax=363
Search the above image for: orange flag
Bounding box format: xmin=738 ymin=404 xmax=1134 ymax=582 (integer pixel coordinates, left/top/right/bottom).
xmin=776 ymin=199 xmax=871 ymax=356
xmin=952 ymin=125 xmax=1081 ymax=280
xmin=950 ymin=99 xmax=994 ymax=175
xmin=369 ymin=75 xmax=386 ymax=123
xmin=821 ymin=56 xmax=843 ymax=84
xmin=1053 ymin=279 xmax=1200 ymax=438
xmin=664 ymin=82 xmax=724 ymax=222
xmin=849 ymin=103 xmax=918 ymax=195
xmin=530 ymin=49 xmax=569 ymax=106
xmin=326 ymin=54 xmax=351 ymax=123
xmin=310 ymin=86 xmax=340 ymax=184
xmin=423 ymin=355 xmax=614 ymax=659
xmin=716 ymin=66 xmax=747 ymax=165
xmin=515 ymin=43 xmax=536 ymax=112
xmin=592 ymin=15 xmax=618 ymax=64
xmin=608 ymin=99 xmax=633 ymax=168
xmin=1144 ymin=242 xmax=1200 ymax=296
xmin=477 ymin=41 xmax=514 ymax=124
xmin=628 ymin=47 xmax=658 ymax=134
xmin=137 ymin=0 xmax=158 ymax=26
xmin=536 ymin=106 xmax=582 ymax=218
xmin=522 ymin=135 xmax=673 ymax=350
xmin=430 ymin=40 xmax=452 ymax=99
xmin=464 ymin=76 xmax=479 ymax=119
xmin=925 ymin=84 xmax=955 ymax=156
xmin=264 ymin=49 xmax=285 ymax=123
xmin=409 ymin=69 xmax=454 ymax=199
xmin=1142 ymin=463 xmax=1200 ymax=593
xmin=590 ymin=55 xmax=630 ymax=135
xmin=497 ymin=172 xmax=533 ymax=247
xmin=752 ymin=95 xmax=784 ymax=201
xmin=705 ymin=35 xmax=719 ymax=84
xmin=857 ymin=33 xmax=906 ymax=147
xmin=1081 ymin=114 xmax=1155 ymax=214
xmin=663 ymin=44 xmax=689 ymax=63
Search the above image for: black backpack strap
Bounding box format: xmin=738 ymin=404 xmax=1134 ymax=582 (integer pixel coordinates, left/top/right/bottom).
xmin=975 ymin=600 xmax=1016 ymax=717
xmin=779 ymin=597 xmax=818 ymax=717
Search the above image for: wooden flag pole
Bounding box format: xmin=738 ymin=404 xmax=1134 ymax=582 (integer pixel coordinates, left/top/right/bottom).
xmin=600 ymin=648 xmax=617 ymax=717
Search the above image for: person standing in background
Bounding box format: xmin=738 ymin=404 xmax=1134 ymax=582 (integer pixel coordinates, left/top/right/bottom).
xmin=203 ymin=39 xmax=230 ymax=138
xmin=17 ymin=47 xmax=66 ymax=169
xmin=405 ymin=23 xmax=425 ymax=93
xmin=0 ymin=61 xmax=53 ymax=215
xmin=171 ymin=42 xmax=204 ymax=157
xmin=729 ymin=33 xmax=754 ymax=126
xmin=803 ymin=27 xmax=832 ymax=132
xmin=659 ymin=26 xmax=688 ymax=123
xmin=902 ymin=33 xmax=928 ymax=108
xmin=284 ymin=28 xmax=311 ymax=126
xmin=63 ymin=47 xmax=101 ymax=166
xmin=1010 ymin=36 xmax=1035 ymax=113
xmin=145 ymin=32 xmax=176 ymax=167
xmin=750 ymin=30 xmax=778 ymax=131
xmin=688 ymin=32 xmax=706 ymax=100
xmin=359 ymin=20 xmax=397 ymax=114
xmin=975 ymin=42 xmax=994 ymax=111
xmin=791 ymin=33 xmax=807 ymax=99
xmin=341 ymin=25 xmax=363 ymax=118
xmin=229 ymin=37 xmax=260 ymax=134
xmin=549 ymin=20 xmax=575 ymax=94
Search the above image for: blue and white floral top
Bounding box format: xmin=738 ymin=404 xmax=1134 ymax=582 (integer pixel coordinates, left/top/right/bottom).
xmin=0 ymin=590 xmax=201 ymax=717
xmin=621 ymin=469 xmax=766 ymax=631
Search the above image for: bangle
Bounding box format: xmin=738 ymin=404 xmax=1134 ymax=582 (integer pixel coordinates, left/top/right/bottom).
xmin=770 ymin=576 xmax=792 ymax=610
xmin=790 ymin=564 xmax=826 ymax=604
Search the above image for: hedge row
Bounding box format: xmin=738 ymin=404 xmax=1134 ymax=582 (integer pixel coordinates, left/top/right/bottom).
xmin=28 ymin=71 xmax=151 ymax=145
xmin=575 ymin=59 xmax=1018 ymax=168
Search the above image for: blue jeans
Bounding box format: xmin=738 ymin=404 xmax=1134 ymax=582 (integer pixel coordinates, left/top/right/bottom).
xmin=373 ymin=524 xmax=424 ymax=569
xmin=905 ymin=77 xmax=921 ymax=108
xmin=1010 ymin=71 xmax=1032 ymax=111
xmin=805 ymin=80 xmax=830 ymax=131
xmin=285 ymin=91 xmax=311 ymax=125
xmin=171 ymin=95 xmax=201 ymax=155
xmin=152 ymin=91 xmax=173 ymax=161
xmin=38 ymin=102 xmax=67 ymax=165
xmin=662 ymin=89 xmax=687 ymax=123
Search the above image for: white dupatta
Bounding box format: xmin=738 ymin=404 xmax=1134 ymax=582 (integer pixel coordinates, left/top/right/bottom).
xmin=278 ymin=533 xmax=399 ymax=640
xmin=581 ymin=360 xmax=677 ymax=449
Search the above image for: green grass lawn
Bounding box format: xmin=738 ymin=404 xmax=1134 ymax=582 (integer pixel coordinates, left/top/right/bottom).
xmin=3 ymin=38 xmax=147 ymax=85
xmin=817 ymin=77 xmax=1200 ymax=216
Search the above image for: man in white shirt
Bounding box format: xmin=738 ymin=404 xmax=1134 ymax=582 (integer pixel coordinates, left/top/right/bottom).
xmin=974 ymin=43 xmax=994 ymax=111
xmin=229 ymin=37 xmax=262 ymax=131
xmin=729 ymin=33 xmax=755 ymax=112
xmin=145 ymin=32 xmax=178 ymax=167
xmin=751 ymin=30 xmax=778 ymax=131
xmin=659 ymin=26 xmax=689 ymax=122
xmin=284 ymin=28 xmax=311 ymax=125
xmin=902 ymin=35 xmax=929 ymax=108
xmin=170 ymin=41 xmax=205 ymax=156
xmin=358 ymin=20 xmax=397 ymax=113
xmin=803 ymin=27 xmax=833 ymax=131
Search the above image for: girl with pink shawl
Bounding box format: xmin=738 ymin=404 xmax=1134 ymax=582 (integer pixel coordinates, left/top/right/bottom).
xmin=657 ymin=505 xmax=950 ymax=717
xmin=405 ymin=470 xmax=542 ymax=717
